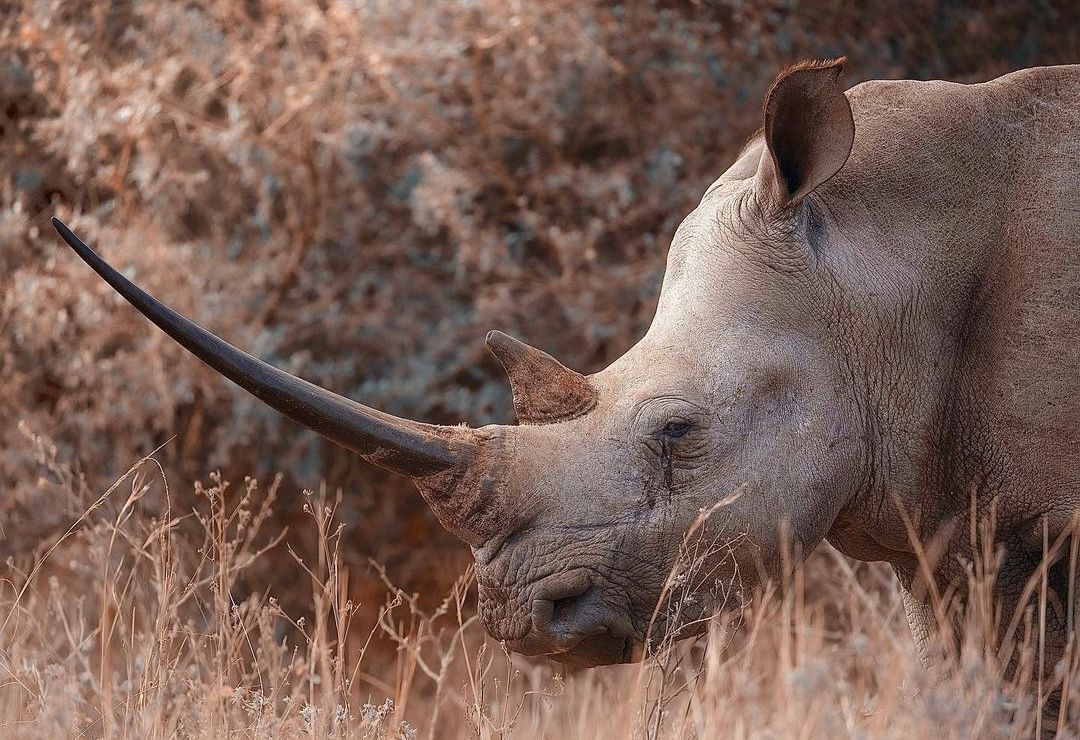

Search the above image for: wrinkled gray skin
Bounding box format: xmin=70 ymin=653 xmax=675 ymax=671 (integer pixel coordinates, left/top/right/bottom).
xmin=466 ymin=62 xmax=1080 ymax=668
xmin=59 ymin=62 xmax=1080 ymax=673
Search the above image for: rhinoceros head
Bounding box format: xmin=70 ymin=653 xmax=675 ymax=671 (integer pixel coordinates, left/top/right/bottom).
xmin=55 ymin=59 xmax=863 ymax=667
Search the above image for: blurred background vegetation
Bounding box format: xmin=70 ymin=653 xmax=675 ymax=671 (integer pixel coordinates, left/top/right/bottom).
xmin=2 ymin=0 xmax=1077 ymax=611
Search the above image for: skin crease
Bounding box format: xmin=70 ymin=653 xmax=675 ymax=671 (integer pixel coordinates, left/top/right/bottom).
xmin=60 ymin=61 xmax=1080 ymax=677
xmin=457 ymin=62 xmax=1080 ymax=671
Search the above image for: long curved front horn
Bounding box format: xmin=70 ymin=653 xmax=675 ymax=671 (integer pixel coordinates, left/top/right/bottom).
xmin=52 ymin=218 xmax=476 ymax=478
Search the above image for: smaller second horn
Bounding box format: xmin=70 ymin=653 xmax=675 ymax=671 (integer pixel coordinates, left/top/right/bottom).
xmin=486 ymin=330 xmax=598 ymax=425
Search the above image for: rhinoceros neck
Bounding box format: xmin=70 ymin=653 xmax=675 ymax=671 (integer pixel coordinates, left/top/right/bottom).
xmin=825 ymin=66 xmax=1080 ymax=587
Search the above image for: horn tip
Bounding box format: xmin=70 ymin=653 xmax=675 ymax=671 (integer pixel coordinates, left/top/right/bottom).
xmin=485 ymin=329 xmax=513 ymax=354
xmin=51 ymin=216 xmax=82 ymax=252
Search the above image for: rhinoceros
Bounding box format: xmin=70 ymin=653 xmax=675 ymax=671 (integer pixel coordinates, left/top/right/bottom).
xmin=53 ymin=59 xmax=1080 ymax=670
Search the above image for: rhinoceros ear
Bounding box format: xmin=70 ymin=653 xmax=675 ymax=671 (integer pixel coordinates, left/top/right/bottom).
xmin=758 ymin=57 xmax=854 ymax=205
xmin=486 ymin=330 xmax=598 ymax=425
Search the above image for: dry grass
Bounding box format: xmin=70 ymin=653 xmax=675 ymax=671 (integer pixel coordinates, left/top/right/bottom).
xmin=4 ymin=431 xmax=1080 ymax=738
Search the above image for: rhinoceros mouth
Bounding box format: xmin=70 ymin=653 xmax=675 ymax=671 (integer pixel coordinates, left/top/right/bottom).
xmin=507 ymin=624 xmax=642 ymax=667
xmin=549 ymin=633 xmax=643 ymax=667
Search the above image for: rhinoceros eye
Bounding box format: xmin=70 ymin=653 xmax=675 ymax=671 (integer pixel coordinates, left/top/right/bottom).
xmin=660 ymin=420 xmax=692 ymax=439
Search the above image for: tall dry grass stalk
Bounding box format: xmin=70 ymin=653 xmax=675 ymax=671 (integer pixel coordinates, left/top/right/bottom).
xmin=4 ymin=437 xmax=1080 ymax=738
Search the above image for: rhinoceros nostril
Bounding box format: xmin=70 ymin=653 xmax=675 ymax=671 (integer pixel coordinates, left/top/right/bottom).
xmin=551 ymin=586 xmax=593 ymax=625
xmin=512 ymin=576 xmax=641 ymax=665
xmin=529 ymin=572 xmax=594 ymax=641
